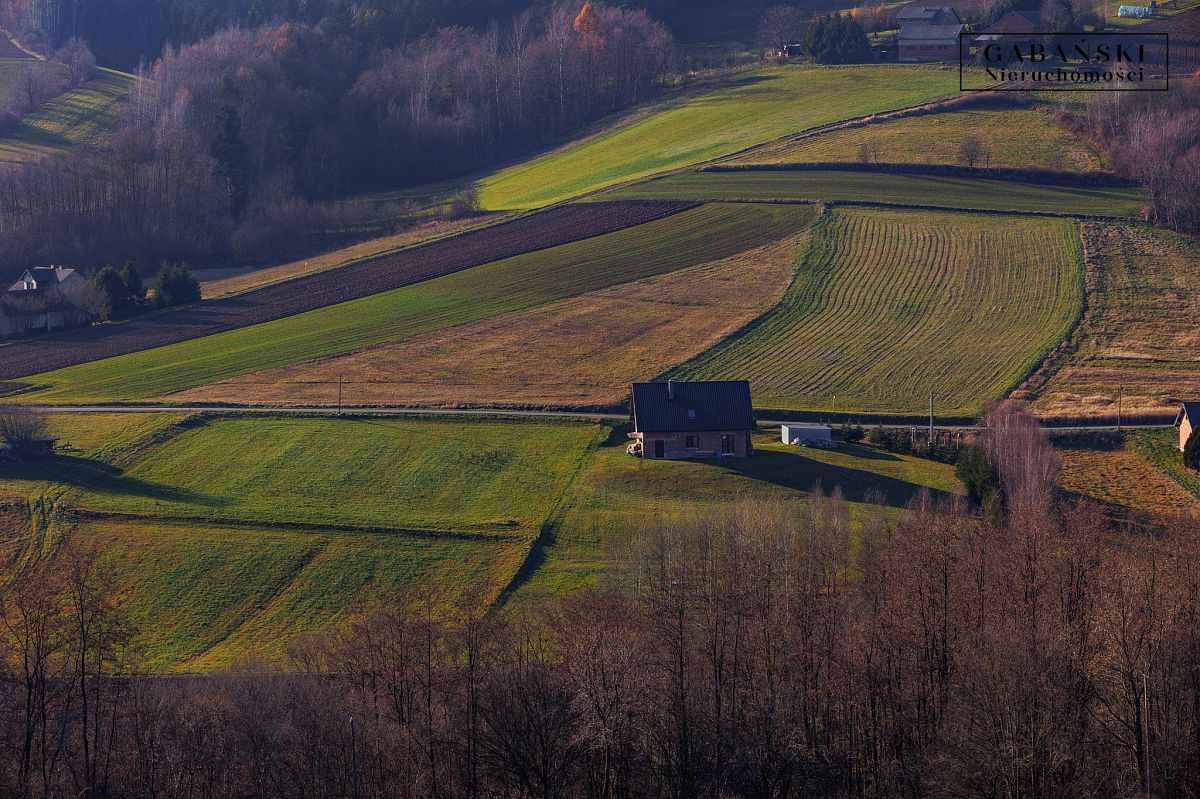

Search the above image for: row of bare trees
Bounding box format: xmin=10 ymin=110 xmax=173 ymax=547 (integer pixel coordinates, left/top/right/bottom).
xmin=1077 ymin=79 xmax=1200 ymax=235
xmin=3 ymin=407 xmax=1200 ymax=797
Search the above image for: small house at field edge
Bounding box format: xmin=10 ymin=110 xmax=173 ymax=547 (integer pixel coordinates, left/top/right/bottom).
xmin=897 ymin=4 xmax=965 ymax=61
xmin=628 ymin=380 xmax=755 ymax=459
xmin=1175 ymin=402 xmax=1200 ymax=452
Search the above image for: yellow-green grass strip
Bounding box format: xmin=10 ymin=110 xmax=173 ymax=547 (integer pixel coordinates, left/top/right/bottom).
xmin=478 ymin=64 xmax=959 ymax=209
xmin=731 ymin=108 xmax=1105 ymax=172
xmin=20 ymin=203 xmax=816 ymax=403
xmin=670 ymin=207 xmax=1085 ymax=416
xmin=599 ymin=169 xmax=1145 ymax=216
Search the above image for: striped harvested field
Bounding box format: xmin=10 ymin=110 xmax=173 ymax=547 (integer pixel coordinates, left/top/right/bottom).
xmin=670 ymin=207 xmax=1084 ymax=415
xmin=1031 ymin=222 xmax=1200 ymax=422
xmin=600 ymin=169 xmax=1145 ymax=216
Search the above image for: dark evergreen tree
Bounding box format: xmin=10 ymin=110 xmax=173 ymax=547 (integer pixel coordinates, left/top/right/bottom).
xmin=154 ymin=263 xmax=201 ymax=308
xmin=92 ymin=265 xmax=130 ymax=318
xmin=1184 ymin=427 xmax=1200 ymax=471
xmin=120 ymin=261 xmax=145 ymax=301
xmin=212 ymin=105 xmax=250 ymax=220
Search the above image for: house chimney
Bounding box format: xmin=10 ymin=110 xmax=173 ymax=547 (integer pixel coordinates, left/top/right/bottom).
xmin=668 ymin=379 xmax=675 ymax=401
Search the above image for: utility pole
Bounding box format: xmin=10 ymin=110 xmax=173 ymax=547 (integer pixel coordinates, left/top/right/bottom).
xmin=1118 ymin=383 xmax=1124 ymax=431
xmin=337 ymin=377 xmax=344 ymax=416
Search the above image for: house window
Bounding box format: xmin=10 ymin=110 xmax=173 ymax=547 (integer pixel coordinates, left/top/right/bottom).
xmin=721 ymin=434 xmax=735 ymax=454
xmin=685 ymin=435 xmax=698 ymax=448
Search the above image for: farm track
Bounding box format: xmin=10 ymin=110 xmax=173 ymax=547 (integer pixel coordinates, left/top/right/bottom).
xmin=0 ymin=201 xmax=692 ymax=380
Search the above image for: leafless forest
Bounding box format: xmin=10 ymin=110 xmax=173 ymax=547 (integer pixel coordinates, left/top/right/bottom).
xmin=0 ymin=2 xmax=674 ymax=277
xmin=2 ymin=406 xmax=1199 ymax=798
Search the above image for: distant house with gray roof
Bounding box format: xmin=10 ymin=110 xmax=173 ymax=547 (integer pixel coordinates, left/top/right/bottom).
xmin=897 ymin=4 xmax=965 ymax=61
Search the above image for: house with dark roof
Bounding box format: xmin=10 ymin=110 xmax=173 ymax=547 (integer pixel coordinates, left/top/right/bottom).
xmin=1175 ymin=402 xmax=1200 ymax=452
xmin=628 ymin=380 xmax=755 ymax=459
xmin=897 ymin=4 xmax=964 ymax=61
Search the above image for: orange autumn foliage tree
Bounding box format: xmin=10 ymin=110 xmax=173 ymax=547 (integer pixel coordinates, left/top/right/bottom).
xmin=574 ymin=2 xmax=606 ymax=51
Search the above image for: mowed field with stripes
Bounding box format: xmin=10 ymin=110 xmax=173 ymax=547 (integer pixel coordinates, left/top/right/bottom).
xmin=671 ymin=207 xmax=1085 ymax=415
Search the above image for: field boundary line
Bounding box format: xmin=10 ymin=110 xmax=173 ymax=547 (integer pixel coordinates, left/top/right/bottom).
xmin=490 ymin=423 xmax=608 ymax=610
xmin=69 ymin=508 xmax=530 ymax=542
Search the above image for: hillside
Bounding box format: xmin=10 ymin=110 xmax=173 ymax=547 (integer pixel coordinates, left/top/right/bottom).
xmin=478 ymin=65 xmax=959 ymax=209
xmin=0 ymin=68 xmax=135 ymax=161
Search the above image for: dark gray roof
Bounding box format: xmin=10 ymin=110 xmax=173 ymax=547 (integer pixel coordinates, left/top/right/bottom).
xmin=900 ymin=20 xmax=966 ymax=40
xmin=1177 ymin=402 xmax=1200 ymax=427
xmin=631 ymin=380 xmax=755 ymax=433
xmin=899 ymin=7 xmax=964 ymax=41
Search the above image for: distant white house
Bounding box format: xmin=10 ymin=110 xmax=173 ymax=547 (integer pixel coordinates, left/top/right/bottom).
xmin=3 ymin=266 xmax=90 ymax=338
xmin=781 ymin=423 xmax=833 ymax=446
xmin=8 ymin=266 xmax=86 ymax=295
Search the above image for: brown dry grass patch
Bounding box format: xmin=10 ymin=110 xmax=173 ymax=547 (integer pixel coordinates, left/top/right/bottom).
xmin=1032 ymin=221 xmax=1200 ymax=421
xmin=171 ymin=232 xmax=810 ymax=408
xmin=1057 ymin=445 xmax=1198 ymax=517
xmin=196 ymin=214 xmax=504 ymax=299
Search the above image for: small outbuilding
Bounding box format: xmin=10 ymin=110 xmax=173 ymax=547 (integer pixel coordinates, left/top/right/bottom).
xmin=1175 ymin=402 xmax=1200 ymax=452
xmin=781 ymin=423 xmax=833 ymax=446
xmin=628 ymin=380 xmax=755 ymax=459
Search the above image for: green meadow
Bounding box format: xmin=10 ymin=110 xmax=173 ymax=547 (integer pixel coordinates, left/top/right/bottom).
xmin=507 ymin=428 xmax=963 ymax=606
xmin=19 ymin=203 xmax=815 ymax=403
xmin=0 ymin=68 xmax=134 ymax=160
xmin=0 ymin=412 xmax=964 ymax=669
xmin=478 ymin=65 xmax=959 ymax=209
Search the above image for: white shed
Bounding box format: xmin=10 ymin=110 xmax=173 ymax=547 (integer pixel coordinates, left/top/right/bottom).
xmin=781 ymin=423 xmax=833 ymax=446
xmin=1117 ymin=5 xmax=1152 ymax=17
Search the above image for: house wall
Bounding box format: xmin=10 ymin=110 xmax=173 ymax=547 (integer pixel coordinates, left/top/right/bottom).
xmin=1180 ymin=416 xmax=1193 ymax=452
xmin=635 ymin=430 xmax=753 ymax=459
xmin=899 ymin=40 xmax=959 ymax=60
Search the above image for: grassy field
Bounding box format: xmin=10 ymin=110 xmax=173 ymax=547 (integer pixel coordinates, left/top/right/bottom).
xmin=1055 ymin=432 xmax=1199 ymax=517
xmin=0 ymin=412 xmax=970 ymax=668
xmin=509 ymin=428 xmax=963 ymax=606
xmin=172 ymin=217 xmax=817 ymax=408
xmin=19 ymin=203 xmax=813 ymax=403
xmin=15 ymin=415 xmax=597 ymax=535
xmin=1031 ymin=223 xmax=1200 ymax=421
xmin=730 ymin=108 xmax=1105 ymax=171
xmin=196 ymin=214 xmax=506 ymax=299
xmin=478 ymin=65 xmax=959 ymax=209
xmin=0 ymin=413 xmax=601 ymax=670
xmin=668 ymin=207 xmax=1084 ymax=415
xmin=0 ymin=68 xmax=134 ymax=160
xmin=600 ymin=169 xmax=1146 ymax=216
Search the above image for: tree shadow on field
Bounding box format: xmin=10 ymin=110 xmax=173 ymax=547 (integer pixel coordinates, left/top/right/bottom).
xmin=0 ymin=455 xmax=223 ymax=506
xmin=708 ymin=447 xmax=950 ymax=508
